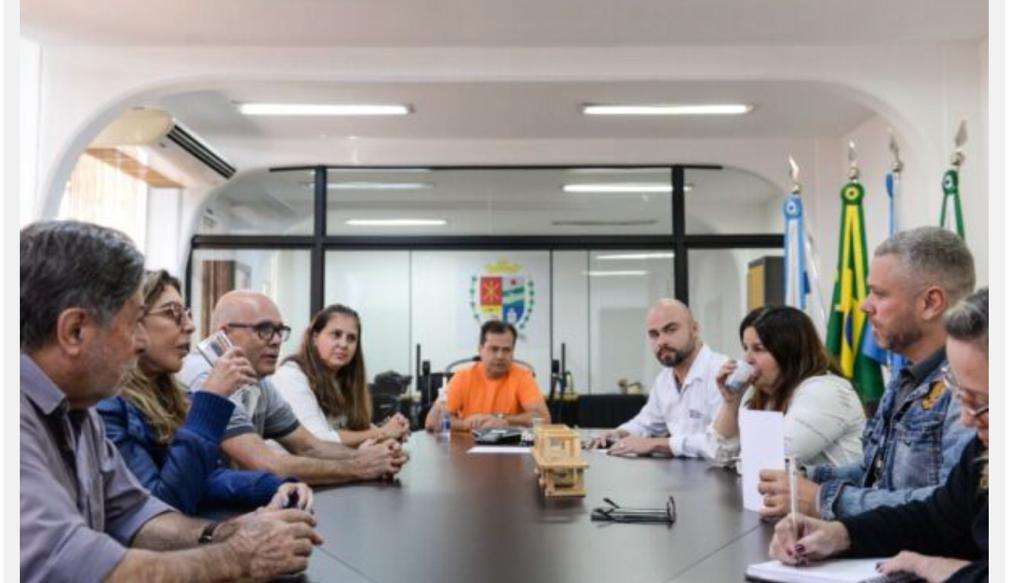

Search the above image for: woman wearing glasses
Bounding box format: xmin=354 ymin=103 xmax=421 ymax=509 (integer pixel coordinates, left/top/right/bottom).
xmin=768 ymin=288 xmax=988 ymax=583
xmin=97 ymin=270 xmax=314 ymax=514
xmin=270 ymin=304 xmax=410 ymax=448
xmin=705 ymin=306 xmax=866 ymax=469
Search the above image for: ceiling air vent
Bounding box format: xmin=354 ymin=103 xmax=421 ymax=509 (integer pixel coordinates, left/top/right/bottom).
xmin=91 ymin=109 xmax=236 ymax=183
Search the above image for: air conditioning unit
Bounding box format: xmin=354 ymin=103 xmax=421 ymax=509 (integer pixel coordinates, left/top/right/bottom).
xmin=89 ymin=109 xmax=235 ymax=185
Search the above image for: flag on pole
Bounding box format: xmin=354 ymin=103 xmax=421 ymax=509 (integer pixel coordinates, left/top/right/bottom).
xmin=783 ymin=194 xmax=808 ymax=309
xmin=940 ymin=169 xmax=965 ymax=239
xmin=782 ymin=157 xmax=826 ymax=332
xmin=826 ymin=181 xmax=886 ymax=404
xmin=940 ymin=120 xmax=967 ymax=240
xmin=862 ymin=132 xmax=907 ymax=374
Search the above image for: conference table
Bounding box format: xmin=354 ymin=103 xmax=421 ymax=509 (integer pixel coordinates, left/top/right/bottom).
xmin=295 ymin=430 xmax=774 ymax=583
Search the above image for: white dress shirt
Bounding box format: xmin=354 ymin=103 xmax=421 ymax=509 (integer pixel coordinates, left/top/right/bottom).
xmin=618 ymin=344 xmax=728 ymax=458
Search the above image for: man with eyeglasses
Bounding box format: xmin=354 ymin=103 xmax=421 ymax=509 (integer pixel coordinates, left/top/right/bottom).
xmin=179 ymin=291 xmax=408 ymax=486
xmin=758 ymin=227 xmax=976 ymax=521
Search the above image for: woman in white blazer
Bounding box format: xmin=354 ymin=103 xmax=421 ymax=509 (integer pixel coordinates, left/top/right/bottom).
xmin=704 ymin=305 xmax=866 ymax=468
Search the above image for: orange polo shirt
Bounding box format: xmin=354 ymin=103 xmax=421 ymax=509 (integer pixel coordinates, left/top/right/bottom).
xmin=446 ymin=362 xmax=543 ymax=418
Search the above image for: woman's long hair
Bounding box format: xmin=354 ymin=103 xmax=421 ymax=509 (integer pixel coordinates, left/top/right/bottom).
xmin=739 ymin=305 xmax=843 ymax=413
xmin=119 ymin=270 xmax=189 ymax=445
xmin=284 ymin=304 xmax=372 ymax=430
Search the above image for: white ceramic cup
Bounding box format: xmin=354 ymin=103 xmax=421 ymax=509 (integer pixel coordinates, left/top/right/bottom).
xmin=724 ymin=360 xmax=756 ymax=393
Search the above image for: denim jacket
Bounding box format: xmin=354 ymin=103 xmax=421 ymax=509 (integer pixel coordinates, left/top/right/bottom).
xmin=808 ymin=350 xmax=974 ymax=520
xmin=97 ymin=391 xmax=289 ymax=515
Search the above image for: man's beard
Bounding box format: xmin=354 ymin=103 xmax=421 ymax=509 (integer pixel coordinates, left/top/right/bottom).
xmin=873 ymin=313 xmax=924 ymax=355
xmin=881 ymin=325 xmax=924 ymax=355
xmin=657 ymin=342 xmax=694 ymax=367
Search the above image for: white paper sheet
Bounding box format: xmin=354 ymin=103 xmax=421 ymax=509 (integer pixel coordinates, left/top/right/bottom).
xmin=746 ymin=558 xmax=894 ymax=583
xmin=739 ymin=409 xmax=785 ymax=512
xmin=466 ymin=446 xmax=532 ymax=455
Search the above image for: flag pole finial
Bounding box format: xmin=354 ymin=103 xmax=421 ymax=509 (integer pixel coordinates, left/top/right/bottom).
xmin=951 ymin=119 xmax=967 ymax=168
xmin=888 ymin=128 xmax=903 ymax=174
xmin=847 ymin=140 xmax=860 ymax=182
xmin=788 ymin=156 xmax=802 ymax=195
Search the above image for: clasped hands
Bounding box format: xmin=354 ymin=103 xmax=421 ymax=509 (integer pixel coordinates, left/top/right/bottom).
xmin=464 ymin=413 xmax=510 ymax=430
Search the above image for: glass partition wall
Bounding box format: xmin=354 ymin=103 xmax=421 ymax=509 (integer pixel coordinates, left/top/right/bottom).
xmin=188 ymin=165 xmax=784 ymax=396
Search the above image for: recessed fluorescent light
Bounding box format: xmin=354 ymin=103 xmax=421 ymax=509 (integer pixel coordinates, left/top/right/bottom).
xmin=239 ymin=103 xmax=411 ymax=116
xmin=566 ymin=168 xmax=669 ymax=175
xmin=301 ymin=180 xmax=434 ymax=189
xmin=563 ymin=183 xmax=692 ymax=193
xmin=582 ymin=104 xmax=752 ymax=116
xmin=595 ymin=252 xmax=675 ymax=261
xmin=345 ymin=219 xmax=447 ymax=227
xmin=585 ymin=270 xmax=649 ymax=277
xmin=330 ymin=168 xmax=431 ymax=174
xmin=331 ymin=180 xmax=432 ymax=189
xmin=552 ymin=219 xmax=658 ymax=227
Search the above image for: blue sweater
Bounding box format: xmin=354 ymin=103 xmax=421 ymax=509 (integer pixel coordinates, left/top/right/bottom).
xmin=97 ymin=391 xmax=288 ymax=514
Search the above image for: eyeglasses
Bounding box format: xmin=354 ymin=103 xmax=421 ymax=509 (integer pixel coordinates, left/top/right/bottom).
xmin=591 ymin=496 xmax=677 ymax=524
xmin=226 ymin=321 xmax=291 ymax=342
xmin=146 ymin=303 xmax=193 ymax=327
xmin=942 ymin=366 xmax=989 ymax=419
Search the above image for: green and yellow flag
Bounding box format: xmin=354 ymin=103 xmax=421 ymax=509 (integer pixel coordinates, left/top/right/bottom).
xmin=825 ymin=182 xmax=885 ymax=404
xmin=940 ymin=169 xmax=965 ymax=239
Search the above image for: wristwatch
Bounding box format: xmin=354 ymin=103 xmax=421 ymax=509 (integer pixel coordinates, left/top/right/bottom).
xmin=495 ymin=414 xmax=506 ymax=420
xmin=198 ymin=521 xmax=220 ymax=545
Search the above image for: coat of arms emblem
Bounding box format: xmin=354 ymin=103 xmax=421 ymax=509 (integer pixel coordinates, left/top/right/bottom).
xmin=468 ymin=258 xmax=536 ymax=332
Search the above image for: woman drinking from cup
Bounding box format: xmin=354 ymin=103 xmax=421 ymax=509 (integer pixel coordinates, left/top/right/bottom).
xmin=704 ymin=306 xmax=866 ymax=468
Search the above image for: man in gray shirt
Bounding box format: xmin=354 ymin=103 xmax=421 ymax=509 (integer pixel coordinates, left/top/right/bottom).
xmin=179 ymin=290 xmax=407 ymax=485
xmin=20 ymin=221 xmax=322 ymax=583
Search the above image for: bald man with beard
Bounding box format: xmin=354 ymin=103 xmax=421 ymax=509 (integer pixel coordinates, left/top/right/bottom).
xmin=584 ymin=299 xmax=728 ymax=459
xmin=179 ymin=291 xmax=407 ymax=486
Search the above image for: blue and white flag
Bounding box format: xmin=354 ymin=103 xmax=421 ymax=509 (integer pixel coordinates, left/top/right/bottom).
xmin=861 ymin=143 xmax=908 ymax=374
xmin=783 ymin=193 xmax=826 ymax=332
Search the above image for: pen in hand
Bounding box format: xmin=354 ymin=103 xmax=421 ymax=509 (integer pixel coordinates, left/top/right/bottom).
xmin=788 ymin=457 xmax=803 ymax=556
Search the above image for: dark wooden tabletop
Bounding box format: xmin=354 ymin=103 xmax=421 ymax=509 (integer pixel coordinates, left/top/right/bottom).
xmin=294 ymin=430 xmax=774 ymax=583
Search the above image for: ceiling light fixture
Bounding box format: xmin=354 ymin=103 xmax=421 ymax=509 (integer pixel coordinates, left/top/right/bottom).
xmin=329 ymin=168 xmax=432 ymax=174
xmin=345 ymin=219 xmax=447 ymax=227
xmin=582 ymin=104 xmax=753 ymax=116
xmin=551 ymin=219 xmax=658 ymax=227
xmin=239 ymin=103 xmax=411 ymax=116
xmin=563 ymin=183 xmax=692 ymax=193
xmin=595 ymin=252 xmax=675 ymax=261
xmin=306 ymin=181 xmax=434 ymax=190
xmin=585 ymin=270 xmax=649 ymax=277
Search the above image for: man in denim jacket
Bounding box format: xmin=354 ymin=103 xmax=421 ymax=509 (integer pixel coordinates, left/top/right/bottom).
xmin=759 ymin=227 xmax=976 ymax=520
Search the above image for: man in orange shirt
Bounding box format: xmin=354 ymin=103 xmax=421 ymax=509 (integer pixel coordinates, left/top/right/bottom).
xmin=425 ymin=321 xmax=551 ymax=432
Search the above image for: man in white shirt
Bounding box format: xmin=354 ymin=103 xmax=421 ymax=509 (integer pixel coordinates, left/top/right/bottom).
xmin=584 ymin=298 xmax=727 ymax=458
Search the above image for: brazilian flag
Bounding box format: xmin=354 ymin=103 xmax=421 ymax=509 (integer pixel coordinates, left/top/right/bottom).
xmin=825 ymin=182 xmax=885 ymax=404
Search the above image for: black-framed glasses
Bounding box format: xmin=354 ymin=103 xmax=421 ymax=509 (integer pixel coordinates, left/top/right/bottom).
xmin=591 ymin=496 xmax=677 ymax=524
xmin=942 ymin=366 xmax=989 ymax=419
xmin=226 ymin=322 xmax=291 ymax=342
xmin=146 ymin=303 xmax=192 ymax=327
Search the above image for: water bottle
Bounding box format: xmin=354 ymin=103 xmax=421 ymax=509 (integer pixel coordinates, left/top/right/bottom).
xmin=440 ymin=401 xmax=451 ymax=440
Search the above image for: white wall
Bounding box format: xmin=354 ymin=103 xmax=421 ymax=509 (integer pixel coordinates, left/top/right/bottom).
xmin=811 ymin=113 xmax=987 ymax=292
xmin=19 ymin=40 xmax=41 ymax=227
xmin=324 ymin=251 xmax=412 ymax=380
xmin=808 ymin=42 xmax=988 ymax=287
